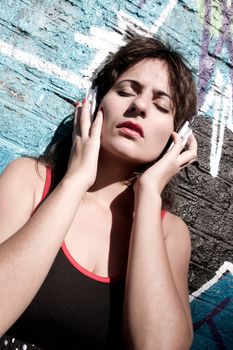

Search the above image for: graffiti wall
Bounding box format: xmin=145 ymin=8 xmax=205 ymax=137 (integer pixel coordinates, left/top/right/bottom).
xmin=0 ymin=0 xmax=232 ymax=348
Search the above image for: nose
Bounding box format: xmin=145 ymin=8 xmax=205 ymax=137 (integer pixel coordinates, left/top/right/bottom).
xmin=127 ymin=93 xmax=149 ymax=118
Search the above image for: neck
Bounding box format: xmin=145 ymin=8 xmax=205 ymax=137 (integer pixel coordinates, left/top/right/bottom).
xmin=87 ymin=149 xmax=136 ymax=206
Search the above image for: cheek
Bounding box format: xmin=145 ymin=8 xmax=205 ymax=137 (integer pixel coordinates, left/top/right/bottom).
xmin=100 ymin=93 xmax=114 ymax=113
xmin=99 ymin=98 xmax=120 ymax=131
xmin=150 ymin=122 xmax=173 ymax=143
xmin=99 ymin=101 xmax=112 ymax=128
xmin=99 ymin=105 xmax=116 ymax=145
xmin=100 ymin=91 xmax=126 ymax=119
xmin=144 ymin=123 xmax=173 ymax=158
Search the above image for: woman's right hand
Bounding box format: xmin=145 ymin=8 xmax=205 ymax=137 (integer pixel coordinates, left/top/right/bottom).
xmin=64 ymin=99 xmax=103 ymax=190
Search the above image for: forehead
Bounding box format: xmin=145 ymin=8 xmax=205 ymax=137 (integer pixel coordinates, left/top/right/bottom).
xmin=116 ymin=58 xmax=170 ymax=92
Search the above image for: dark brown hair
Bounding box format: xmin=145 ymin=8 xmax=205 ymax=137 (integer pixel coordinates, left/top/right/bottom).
xmin=92 ymin=35 xmax=197 ymax=129
xmin=38 ymin=35 xmax=197 ymax=206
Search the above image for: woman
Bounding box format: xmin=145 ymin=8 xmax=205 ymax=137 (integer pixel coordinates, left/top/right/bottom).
xmin=0 ymin=36 xmax=197 ymax=349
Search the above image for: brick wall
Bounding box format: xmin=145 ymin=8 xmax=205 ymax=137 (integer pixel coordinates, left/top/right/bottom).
xmin=0 ymin=0 xmax=232 ymax=348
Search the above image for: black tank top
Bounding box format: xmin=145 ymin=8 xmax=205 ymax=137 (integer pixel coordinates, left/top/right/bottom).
xmin=7 ymin=244 xmax=126 ymax=349
xmin=4 ymin=168 xmax=166 ymax=349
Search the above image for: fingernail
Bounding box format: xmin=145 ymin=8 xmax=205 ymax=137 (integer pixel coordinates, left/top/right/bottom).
xmin=76 ymin=101 xmax=81 ymax=107
xmin=82 ymin=98 xmax=87 ymax=104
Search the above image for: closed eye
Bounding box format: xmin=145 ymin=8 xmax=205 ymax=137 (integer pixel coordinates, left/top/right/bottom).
xmin=117 ymin=90 xmax=135 ymax=97
xmin=154 ymin=104 xmax=169 ymax=113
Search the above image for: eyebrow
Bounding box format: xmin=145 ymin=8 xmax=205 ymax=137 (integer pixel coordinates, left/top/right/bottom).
xmin=115 ymin=79 xmax=173 ymax=100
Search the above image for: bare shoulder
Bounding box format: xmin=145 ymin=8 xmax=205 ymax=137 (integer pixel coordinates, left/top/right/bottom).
xmin=0 ymin=157 xmax=48 ymax=243
xmin=162 ymin=211 xmax=191 ymax=256
xmin=162 ymin=211 xmax=190 ymax=237
xmin=2 ymin=156 xmax=46 ymax=184
xmin=0 ymin=157 xmax=47 ymax=210
xmin=2 ymin=157 xmax=45 ymax=176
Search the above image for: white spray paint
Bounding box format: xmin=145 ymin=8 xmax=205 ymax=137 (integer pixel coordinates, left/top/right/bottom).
xmin=74 ymin=10 xmax=153 ymax=81
xmin=74 ymin=26 xmax=126 ymax=81
xmin=189 ymin=261 xmax=233 ymax=302
xmin=0 ymin=2 xmax=178 ymax=90
xmin=74 ymin=2 xmax=177 ymax=84
xmin=0 ymin=40 xmax=89 ymax=90
xmin=150 ymin=0 xmax=178 ymax=34
xmin=1 ymin=1 xmax=231 ymax=178
xmin=200 ymin=69 xmax=232 ymax=177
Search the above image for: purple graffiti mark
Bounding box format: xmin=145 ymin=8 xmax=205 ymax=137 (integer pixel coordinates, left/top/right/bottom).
xmin=198 ymin=0 xmax=233 ymax=114
xmin=138 ymin=0 xmax=147 ymax=8
xmin=194 ymin=298 xmax=231 ymax=350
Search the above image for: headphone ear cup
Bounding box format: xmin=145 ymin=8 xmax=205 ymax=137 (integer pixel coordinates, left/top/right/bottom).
xmin=87 ymin=86 xmax=98 ymax=121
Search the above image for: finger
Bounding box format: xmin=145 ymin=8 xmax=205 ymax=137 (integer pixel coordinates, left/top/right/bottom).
xmin=186 ymin=133 xmax=198 ymax=151
xmin=79 ymin=98 xmax=91 ymax=138
xmin=90 ymin=108 xmax=103 ymax=140
xmin=73 ymin=101 xmax=82 ymax=138
xmin=178 ymin=134 xmax=197 ymax=167
xmin=168 ymin=132 xmax=183 ymax=154
xmin=178 ymin=152 xmax=197 ymax=169
xmin=74 ymin=101 xmax=82 ymax=125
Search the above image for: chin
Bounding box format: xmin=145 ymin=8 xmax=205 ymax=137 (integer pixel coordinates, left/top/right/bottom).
xmin=102 ymin=145 xmax=159 ymax=167
xmin=101 ymin=136 xmax=163 ymax=164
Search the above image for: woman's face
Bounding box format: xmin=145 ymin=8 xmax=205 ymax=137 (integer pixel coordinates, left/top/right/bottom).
xmin=99 ymin=58 xmax=175 ymax=165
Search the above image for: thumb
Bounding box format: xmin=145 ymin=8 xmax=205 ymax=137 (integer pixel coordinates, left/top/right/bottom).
xmin=90 ymin=108 xmax=103 ymax=139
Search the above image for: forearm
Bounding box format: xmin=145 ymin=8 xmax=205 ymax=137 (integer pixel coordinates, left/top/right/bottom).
xmin=0 ymin=176 xmax=86 ymax=335
xmin=123 ymin=187 xmax=191 ymax=350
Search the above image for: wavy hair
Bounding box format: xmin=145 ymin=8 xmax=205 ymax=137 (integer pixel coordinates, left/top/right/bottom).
xmin=37 ymin=35 xmax=197 ymax=208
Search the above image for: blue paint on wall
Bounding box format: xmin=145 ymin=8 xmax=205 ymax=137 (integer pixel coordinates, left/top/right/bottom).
xmin=0 ymin=1 xmax=232 ymax=349
xmin=191 ymin=272 xmax=233 ymax=350
xmin=0 ymin=0 xmax=206 ymax=167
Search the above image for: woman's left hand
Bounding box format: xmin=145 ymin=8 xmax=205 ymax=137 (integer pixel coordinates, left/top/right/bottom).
xmin=134 ymin=132 xmax=198 ymax=195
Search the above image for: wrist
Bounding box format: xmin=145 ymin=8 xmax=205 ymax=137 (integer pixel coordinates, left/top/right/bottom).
xmin=134 ymin=183 xmax=162 ymax=206
xmin=134 ymin=179 xmax=162 ymax=198
xmin=60 ymin=172 xmax=89 ymax=195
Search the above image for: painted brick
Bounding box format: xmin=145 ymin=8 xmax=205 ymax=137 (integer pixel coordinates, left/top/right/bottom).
xmin=0 ymin=0 xmax=232 ymax=348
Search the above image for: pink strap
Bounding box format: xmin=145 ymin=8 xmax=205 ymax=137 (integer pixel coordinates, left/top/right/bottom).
xmin=31 ymin=167 xmax=52 ymax=215
xmin=40 ymin=167 xmax=52 ymax=201
xmin=161 ymin=209 xmax=166 ymax=219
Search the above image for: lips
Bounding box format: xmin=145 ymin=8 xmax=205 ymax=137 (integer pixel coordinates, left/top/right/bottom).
xmin=116 ymin=121 xmax=144 ymax=138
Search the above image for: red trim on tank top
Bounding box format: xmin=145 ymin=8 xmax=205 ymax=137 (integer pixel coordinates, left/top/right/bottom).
xmin=38 ymin=168 xmax=167 ymax=283
xmin=62 ymin=241 xmax=125 ymax=284
xmin=31 ymin=167 xmax=52 ymax=215
xmin=161 ymin=209 xmax=166 ymax=219
xmin=41 ymin=167 xmax=52 ymax=201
